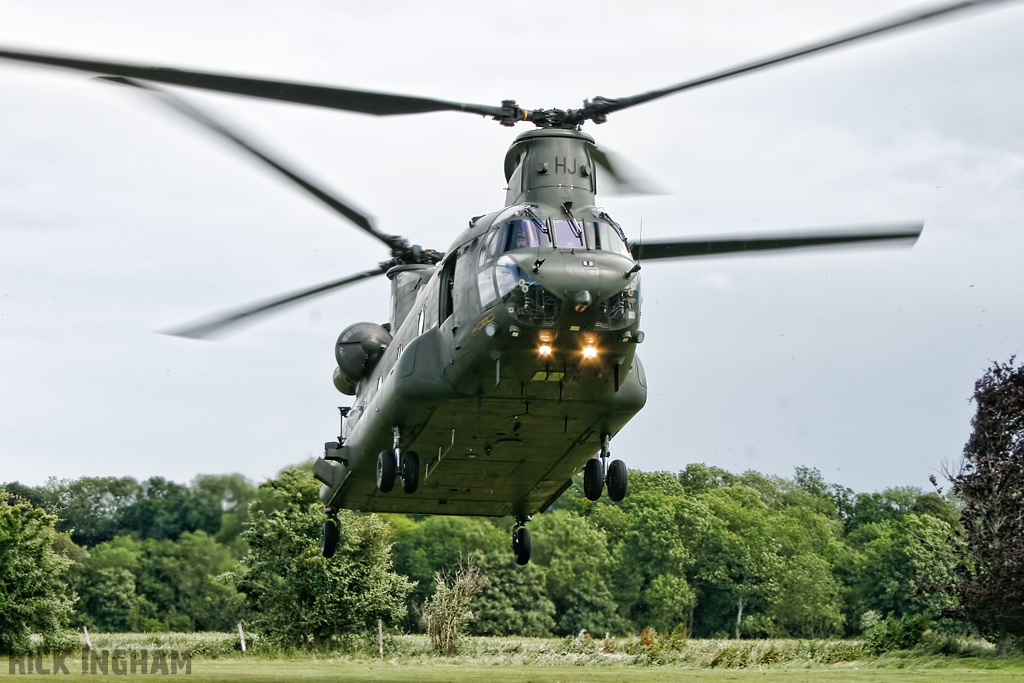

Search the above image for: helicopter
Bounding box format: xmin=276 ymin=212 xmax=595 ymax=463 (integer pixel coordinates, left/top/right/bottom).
xmin=0 ymin=0 xmax=1010 ymax=565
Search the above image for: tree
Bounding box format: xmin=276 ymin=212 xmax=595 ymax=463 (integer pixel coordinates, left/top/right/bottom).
xmin=614 ymin=491 xmax=699 ymax=633
xmin=0 ymin=490 xmax=75 ymax=654
xmin=949 ymin=358 xmax=1024 ymax=652
xmin=46 ymin=476 xmax=141 ymax=547
xmin=771 ymin=553 xmax=844 ymax=638
xmin=390 ymin=515 xmax=505 ymax=631
xmin=531 ymin=510 xmax=629 ymax=636
xmin=466 ymin=550 xmax=556 ymax=637
xmin=119 ymin=477 xmax=206 ymax=542
xmin=698 ymin=486 xmax=782 ymax=639
xmin=238 ymin=468 xmax=413 ymax=648
xmin=843 ymin=514 xmax=957 ymax=626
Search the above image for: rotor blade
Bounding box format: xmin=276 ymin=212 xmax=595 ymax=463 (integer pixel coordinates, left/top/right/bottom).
xmin=97 ymin=76 xmax=402 ymax=250
xmin=601 ymin=0 xmax=1011 ymax=115
xmin=629 ymin=222 xmax=923 ymax=261
xmin=0 ymin=46 xmax=507 ymax=118
xmin=590 ymin=147 xmax=665 ymax=195
xmin=162 ymin=267 xmax=387 ymax=340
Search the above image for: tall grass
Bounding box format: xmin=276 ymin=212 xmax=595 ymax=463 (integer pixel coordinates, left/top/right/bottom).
xmin=39 ymin=630 xmax=1017 ymax=669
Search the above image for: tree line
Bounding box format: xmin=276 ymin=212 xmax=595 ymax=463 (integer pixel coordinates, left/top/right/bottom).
xmin=1 ymin=358 xmax=1022 ymax=653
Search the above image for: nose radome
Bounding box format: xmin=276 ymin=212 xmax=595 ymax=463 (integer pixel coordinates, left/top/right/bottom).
xmin=574 ymin=290 xmax=593 ymax=312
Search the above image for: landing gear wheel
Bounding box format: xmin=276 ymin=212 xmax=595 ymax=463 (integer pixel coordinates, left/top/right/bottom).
xmin=583 ymin=457 xmax=604 ymax=501
xmin=607 ymin=459 xmax=628 ymax=502
xmin=320 ymin=518 xmax=339 ymax=559
xmin=376 ymin=449 xmax=397 ymax=492
xmin=512 ymin=526 xmax=532 ymax=565
xmin=400 ymin=451 xmax=420 ymax=494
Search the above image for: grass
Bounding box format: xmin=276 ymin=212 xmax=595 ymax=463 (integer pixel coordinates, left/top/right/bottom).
xmin=5 ymin=657 xmax=1024 ymax=682
xmin=4 ymin=632 xmax=1023 ymax=682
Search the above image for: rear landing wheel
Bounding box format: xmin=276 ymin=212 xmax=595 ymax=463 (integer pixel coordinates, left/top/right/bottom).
xmin=607 ymin=459 xmax=628 ymax=502
xmin=320 ymin=518 xmax=339 ymax=559
xmin=376 ymin=449 xmax=397 ymax=492
xmin=583 ymin=457 xmax=604 ymax=501
xmin=400 ymin=451 xmax=420 ymax=494
xmin=512 ymin=526 xmax=531 ymax=566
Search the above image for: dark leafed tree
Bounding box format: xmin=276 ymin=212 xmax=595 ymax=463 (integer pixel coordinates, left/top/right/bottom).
xmin=949 ymin=358 xmax=1024 ymax=653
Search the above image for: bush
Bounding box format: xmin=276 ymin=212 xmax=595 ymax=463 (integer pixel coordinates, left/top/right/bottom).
xmin=864 ymin=613 xmax=930 ymax=654
xmin=419 ymin=566 xmax=486 ymax=654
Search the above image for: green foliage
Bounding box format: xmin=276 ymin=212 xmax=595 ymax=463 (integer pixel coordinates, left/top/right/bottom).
xmin=0 ymin=490 xmax=75 ymax=654
xmin=531 ymin=510 xmax=629 ymax=636
xmin=238 ymin=468 xmax=413 ymax=648
xmin=10 ymin=474 xmax=257 ymax=550
xmin=466 ymin=550 xmax=556 ymax=637
xmin=843 ymin=513 xmax=957 ymax=623
xmin=70 ymin=531 xmax=246 ymax=632
xmin=950 ymin=358 xmax=1024 ymax=651
xmin=863 ymin=612 xmax=931 ymax=654
xmin=3 ymin=459 xmax=983 ymax=647
xmin=419 ymin=565 xmax=486 ymax=653
xmin=391 ymin=515 xmax=505 ymax=627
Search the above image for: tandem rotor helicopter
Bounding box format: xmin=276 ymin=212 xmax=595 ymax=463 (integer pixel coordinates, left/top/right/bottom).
xmin=0 ymin=0 xmax=1008 ymax=564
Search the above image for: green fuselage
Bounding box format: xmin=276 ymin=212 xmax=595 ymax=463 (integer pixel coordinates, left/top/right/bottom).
xmin=320 ymin=128 xmax=647 ymax=516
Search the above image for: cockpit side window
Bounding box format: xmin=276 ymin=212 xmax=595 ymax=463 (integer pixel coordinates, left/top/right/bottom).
xmin=502 ymin=219 xmax=552 ymax=252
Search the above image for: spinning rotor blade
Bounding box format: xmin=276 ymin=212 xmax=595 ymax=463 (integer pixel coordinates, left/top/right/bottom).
xmin=0 ymin=0 xmax=1013 ymax=128
xmin=97 ymin=76 xmax=400 ymax=250
xmin=590 ymin=147 xmax=663 ymax=195
xmin=597 ymin=0 xmax=1010 ymax=117
xmin=163 ymin=267 xmax=387 ymax=340
xmin=630 ymin=222 xmax=922 ymax=261
xmin=0 ymin=46 xmax=506 ymax=120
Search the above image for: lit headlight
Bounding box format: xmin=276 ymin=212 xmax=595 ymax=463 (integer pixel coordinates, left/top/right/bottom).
xmin=582 ymin=346 xmax=598 ymax=360
xmin=538 ymin=345 xmax=553 ymax=357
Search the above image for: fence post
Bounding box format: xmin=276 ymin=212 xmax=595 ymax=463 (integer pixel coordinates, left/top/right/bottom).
xmin=83 ymin=626 xmax=92 ymax=651
xmin=237 ymin=623 xmax=246 ymax=653
xmin=378 ymin=619 xmax=383 ymax=656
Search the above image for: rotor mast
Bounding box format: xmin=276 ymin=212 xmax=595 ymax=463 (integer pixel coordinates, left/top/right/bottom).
xmin=503 ymin=128 xmax=600 ymax=210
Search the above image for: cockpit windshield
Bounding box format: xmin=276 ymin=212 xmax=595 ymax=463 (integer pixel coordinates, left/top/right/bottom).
xmin=499 ymin=216 xmax=631 ymax=255
xmin=502 ymin=219 xmax=552 ymax=251
xmin=585 ymin=221 xmax=632 ymax=257
xmin=552 ymin=220 xmax=586 ymax=250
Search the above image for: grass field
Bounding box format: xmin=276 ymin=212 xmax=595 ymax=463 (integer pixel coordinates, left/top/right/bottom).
xmin=5 ymin=658 xmax=1024 ymax=683
xmin=5 ymin=633 xmax=1024 ymax=682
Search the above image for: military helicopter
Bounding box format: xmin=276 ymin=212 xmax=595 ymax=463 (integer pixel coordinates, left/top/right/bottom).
xmin=0 ymin=0 xmax=1005 ymax=564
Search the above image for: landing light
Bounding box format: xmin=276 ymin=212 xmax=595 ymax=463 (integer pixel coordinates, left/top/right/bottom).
xmin=538 ymin=345 xmax=553 ymax=357
xmin=582 ymin=346 xmax=598 ymax=360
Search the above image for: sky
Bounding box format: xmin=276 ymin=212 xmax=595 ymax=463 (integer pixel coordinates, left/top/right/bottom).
xmin=1 ymin=0 xmax=1022 ymax=494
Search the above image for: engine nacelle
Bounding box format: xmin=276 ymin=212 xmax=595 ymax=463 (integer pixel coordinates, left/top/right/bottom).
xmin=332 ymin=322 xmax=392 ymax=395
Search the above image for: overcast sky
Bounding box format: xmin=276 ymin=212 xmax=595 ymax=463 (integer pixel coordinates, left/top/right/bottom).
xmin=1 ymin=0 xmax=1022 ymax=495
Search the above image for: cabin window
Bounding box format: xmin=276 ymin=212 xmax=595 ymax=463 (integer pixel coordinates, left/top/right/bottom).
xmin=477 ymin=267 xmax=497 ymax=307
xmin=417 ymin=310 xmax=424 ymax=335
xmin=495 ymin=254 xmax=537 ymax=298
xmin=438 ymin=254 xmax=457 ymax=325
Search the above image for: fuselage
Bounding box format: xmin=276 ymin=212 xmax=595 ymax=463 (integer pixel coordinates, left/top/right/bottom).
xmin=318 ymin=127 xmax=647 ymax=516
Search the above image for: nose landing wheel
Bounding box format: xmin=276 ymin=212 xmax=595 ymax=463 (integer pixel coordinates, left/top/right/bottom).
xmin=378 ymin=427 xmax=421 ymax=495
xmin=583 ymin=434 xmax=628 ymax=502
